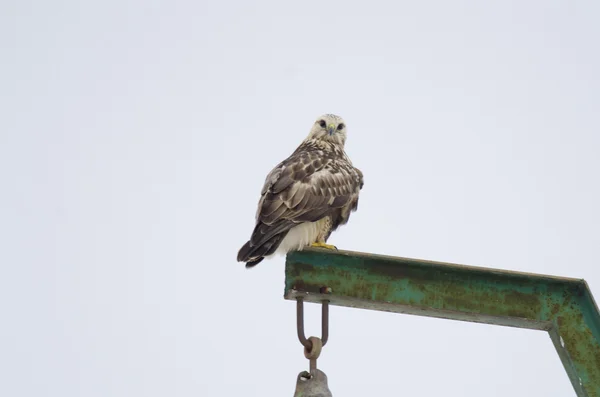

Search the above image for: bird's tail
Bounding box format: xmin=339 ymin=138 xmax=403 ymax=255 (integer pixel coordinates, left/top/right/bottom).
xmin=237 ymin=241 xmax=264 ymax=268
xmin=237 ymin=232 xmax=288 ymax=269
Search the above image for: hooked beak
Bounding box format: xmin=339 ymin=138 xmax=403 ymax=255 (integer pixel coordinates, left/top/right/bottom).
xmin=327 ymin=124 xmax=335 ymax=135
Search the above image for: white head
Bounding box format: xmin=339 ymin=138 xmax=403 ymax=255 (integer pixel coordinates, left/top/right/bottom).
xmin=306 ymin=114 xmax=347 ymax=147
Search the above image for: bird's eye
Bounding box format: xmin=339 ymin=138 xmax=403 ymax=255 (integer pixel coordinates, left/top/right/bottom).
xmin=318 ymin=120 xmax=326 ymax=128
xmin=337 ymin=123 xmax=345 ymax=130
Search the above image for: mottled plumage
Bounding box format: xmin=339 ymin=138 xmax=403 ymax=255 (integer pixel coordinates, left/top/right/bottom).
xmin=237 ymin=114 xmax=364 ymax=268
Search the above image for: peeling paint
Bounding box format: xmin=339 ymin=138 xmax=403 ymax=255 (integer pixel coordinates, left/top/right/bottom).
xmin=285 ymin=248 xmax=600 ymax=397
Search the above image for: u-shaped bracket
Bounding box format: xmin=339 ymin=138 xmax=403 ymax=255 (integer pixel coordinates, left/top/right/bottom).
xmin=296 ymin=297 xmax=329 ymax=350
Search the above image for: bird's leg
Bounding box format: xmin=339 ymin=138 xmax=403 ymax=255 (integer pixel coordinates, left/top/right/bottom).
xmin=311 ymin=224 xmax=337 ymax=250
xmin=310 ymin=242 xmax=338 ymax=250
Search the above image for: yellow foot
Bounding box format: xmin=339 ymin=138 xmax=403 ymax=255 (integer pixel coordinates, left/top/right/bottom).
xmin=310 ymin=242 xmax=338 ymax=250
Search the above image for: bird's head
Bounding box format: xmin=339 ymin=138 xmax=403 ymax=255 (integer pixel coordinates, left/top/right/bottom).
xmin=306 ymin=114 xmax=347 ymax=146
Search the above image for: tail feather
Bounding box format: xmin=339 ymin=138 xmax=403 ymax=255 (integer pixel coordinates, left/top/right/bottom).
xmin=237 ymin=240 xmax=254 ymax=262
xmin=245 ymin=257 xmax=264 ymax=268
xmin=237 ymin=231 xmax=288 ymax=268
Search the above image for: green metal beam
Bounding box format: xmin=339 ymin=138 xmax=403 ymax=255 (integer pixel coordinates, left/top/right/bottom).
xmin=284 ymin=248 xmax=600 ymax=397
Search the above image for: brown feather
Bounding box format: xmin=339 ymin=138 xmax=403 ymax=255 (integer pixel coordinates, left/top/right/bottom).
xmin=238 ymin=137 xmax=364 ymax=266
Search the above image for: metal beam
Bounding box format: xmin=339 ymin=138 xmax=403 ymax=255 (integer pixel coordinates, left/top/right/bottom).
xmin=284 ymin=248 xmax=600 ymax=397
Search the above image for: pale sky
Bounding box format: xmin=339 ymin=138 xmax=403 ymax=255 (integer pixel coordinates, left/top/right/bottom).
xmin=2 ymin=1 xmax=599 ymax=396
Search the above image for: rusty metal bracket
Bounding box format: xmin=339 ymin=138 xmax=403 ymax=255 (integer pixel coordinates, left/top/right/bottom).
xmin=296 ymin=297 xmax=329 ymax=351
xmin=285 ymin=247 xmax=600 ymax=397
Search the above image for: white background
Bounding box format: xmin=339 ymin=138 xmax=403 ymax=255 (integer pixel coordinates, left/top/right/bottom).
xmin=2 ymin=1 xmax=599 ymax=396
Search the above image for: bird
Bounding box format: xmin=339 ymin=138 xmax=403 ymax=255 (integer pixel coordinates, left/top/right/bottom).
xmin=237 ymin=114 xmax=364 ymax=268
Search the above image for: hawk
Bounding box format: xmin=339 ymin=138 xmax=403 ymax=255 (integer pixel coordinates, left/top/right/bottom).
xmin=237 ymin=114 xmax=364 ymax=268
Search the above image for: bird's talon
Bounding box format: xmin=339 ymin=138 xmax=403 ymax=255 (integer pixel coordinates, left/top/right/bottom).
xmin=311 ymin=242 xmax=338 ymax=250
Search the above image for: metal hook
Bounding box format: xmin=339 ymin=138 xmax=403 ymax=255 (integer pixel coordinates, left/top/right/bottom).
xmin=296 ymin=297 xmax=329 ymax=350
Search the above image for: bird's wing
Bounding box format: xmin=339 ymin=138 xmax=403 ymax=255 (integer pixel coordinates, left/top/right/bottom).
xmin=249 ymin=149 xmax=362 ymax=247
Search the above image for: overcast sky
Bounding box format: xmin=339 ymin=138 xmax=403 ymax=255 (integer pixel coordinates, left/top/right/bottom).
xmin=2 ymin=1 xmax=599 ymax=396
